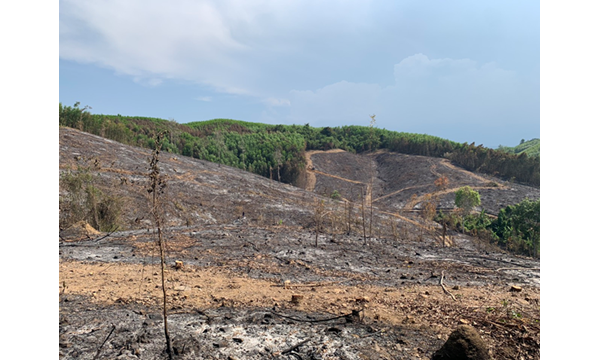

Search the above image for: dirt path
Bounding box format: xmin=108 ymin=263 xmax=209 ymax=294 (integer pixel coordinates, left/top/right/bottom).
xmin=304 ymin=149 xmax=360 ymax=192
xmin=439 ymin=159 xmax=507 ymax=188
xmin=372 ymin=184 xmax=429 ymax=203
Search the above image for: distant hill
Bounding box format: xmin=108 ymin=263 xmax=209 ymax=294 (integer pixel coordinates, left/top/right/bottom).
xmin=498 ymin=138 xmax=540 ymax=158
xmin=59 ymin=102 xmax=540 ymax=187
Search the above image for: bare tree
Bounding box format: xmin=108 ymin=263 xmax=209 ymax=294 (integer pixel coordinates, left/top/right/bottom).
xmin=367 ymin=114 xmax=377 ymax=241
xmin=313 ymin=199 xmax=325 ymax=246
xmin=147 ymin=131 xmax=173 ymax=359
xmin=360 ymin=190 xmax=367 ymax=245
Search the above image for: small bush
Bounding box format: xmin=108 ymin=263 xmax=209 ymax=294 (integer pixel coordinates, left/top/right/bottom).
xmin=60 ymin=165 xmax=122 ymax=232
xmin=331 ymin=190 xmax=342 ymax=200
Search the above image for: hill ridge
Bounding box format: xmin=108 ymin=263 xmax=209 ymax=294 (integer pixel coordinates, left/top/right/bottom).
xmin=59 ymin=103 xmax=540 ymax=187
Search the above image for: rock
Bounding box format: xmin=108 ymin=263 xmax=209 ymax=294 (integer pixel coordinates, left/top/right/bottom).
xmin=510 ymin=285 xmax=522 ymax=292
xmin=213 ymin=340 xmax=228 ymax=348
xmin=175 ymin=260 xmax=184 ymax=269
xmin=431 ymin=325 xmax=491 ymax=360
xmin=291 ymin=294 xmax=304 ymax=304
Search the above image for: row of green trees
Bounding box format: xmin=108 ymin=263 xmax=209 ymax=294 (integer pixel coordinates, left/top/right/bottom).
xmin=59 ymin=102 xmax=540 ymax=187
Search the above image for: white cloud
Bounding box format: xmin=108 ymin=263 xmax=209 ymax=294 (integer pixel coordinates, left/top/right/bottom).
xmin=60 ymin=0 xmax=256 ymax=94
xmin=286 ymin=54 xmax=536 ymax=142
xmin=289 ymin=81 xmax=382 ymax=126
xmin=263 ymin=97 xmax=291 ymax=107
xmin=196 ymin=96 xmax=213 ymax=102
xmin=60 ymin=0 xmax=373 ymax=98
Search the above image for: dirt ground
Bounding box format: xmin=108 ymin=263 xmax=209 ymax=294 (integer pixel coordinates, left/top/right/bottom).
xmin=60 ymin=224 xmax=539 ymax=360
xmin=59 ymin=128 xmax=540 ymax=359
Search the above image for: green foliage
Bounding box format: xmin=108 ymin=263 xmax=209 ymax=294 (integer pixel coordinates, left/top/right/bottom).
xmin=447 ymin=142 xmax=539 ymax=186
xmin=454 ymin=186 xmax=481 ymax=215
xmin=437 ymin=198 xmax=540 ymax=258
xmin=490 ymin=198 xmax=540 ymax=257
xmin=59 ymin=103 xmax=540 ymax=187
xmin=331 ymin=190 xmax=342 ymax=200
xmin=497 ymin=138 xmax=540 ymax=158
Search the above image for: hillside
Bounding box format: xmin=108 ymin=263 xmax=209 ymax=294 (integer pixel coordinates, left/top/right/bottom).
xmin=59 ymin=128 xmax=540 ymax=359
xmin=59 ymin=102 xmax=541 ymax=187
xmin=308 ymin=150 xmax=538 ymax=216
xmin=497 ymin=139 xmax=540 ymax=158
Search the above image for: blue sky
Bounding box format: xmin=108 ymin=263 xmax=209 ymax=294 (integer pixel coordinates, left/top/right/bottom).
xmin=59 ymin=0 xmax=539 ymax=148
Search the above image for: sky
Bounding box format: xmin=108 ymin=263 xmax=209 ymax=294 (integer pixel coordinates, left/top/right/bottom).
xmin=59 ymin=0 xmax=540 ymax=148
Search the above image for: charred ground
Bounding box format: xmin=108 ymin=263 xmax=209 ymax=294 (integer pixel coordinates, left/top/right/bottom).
xmin=59 ymin=127 xmax=540 ymax=359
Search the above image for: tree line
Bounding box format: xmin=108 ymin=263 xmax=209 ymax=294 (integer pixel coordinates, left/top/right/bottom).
xmin=59 ymin=102 xmax=540 ymax=187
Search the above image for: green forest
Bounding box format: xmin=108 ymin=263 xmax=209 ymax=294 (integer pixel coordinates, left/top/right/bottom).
xmin=497 ymin=138 xmax=540 ymax=157
xmin=59 ymin=102 xmax=540 ymax=187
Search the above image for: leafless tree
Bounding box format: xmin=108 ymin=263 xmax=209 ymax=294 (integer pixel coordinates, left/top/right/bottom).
xmin=147 ymin=131 xmax=173 ymax=359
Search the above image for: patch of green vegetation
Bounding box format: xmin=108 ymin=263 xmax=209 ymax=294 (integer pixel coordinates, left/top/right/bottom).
xmin=437 ymin=198 xmax=540 ymax=258
xmin=498 ymin=138 xmax=540 ymax=158
xmin=59 ymin=102 xmax=540 ymax=187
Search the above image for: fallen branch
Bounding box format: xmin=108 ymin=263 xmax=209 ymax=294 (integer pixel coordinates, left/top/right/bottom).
xmin=270 ymin=309 xmax=361 ymax=323
xmin=496 ymin=267 xmax=540 ymax=271
xmin=440 ymin=271 xmax=457 ymax=301
xmin=280 ymin=338 xmax=311 ymax=355
xmin=92 ymin=324 xmax=115 ymax=360
xmin=270 ymin=281 xmax=341 ymax=288
xmin=91 ymin=225 xmax=119 ymax=242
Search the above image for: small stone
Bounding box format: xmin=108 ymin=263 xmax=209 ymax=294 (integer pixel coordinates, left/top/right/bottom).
xmin=510 ymin=285 xmax=522 ymax=292
xmin=213 ymin=340 xmax=228 ymax=348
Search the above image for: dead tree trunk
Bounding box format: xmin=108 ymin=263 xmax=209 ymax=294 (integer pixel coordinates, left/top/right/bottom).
xmin=148 ymin=132 xmax=173 ymax=359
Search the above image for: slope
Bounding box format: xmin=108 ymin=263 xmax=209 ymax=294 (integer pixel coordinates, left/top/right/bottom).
xmin=307 ymin=149 xmax=540 ymax=217
xmin=59 ymin=128 xmax=540 ymax=360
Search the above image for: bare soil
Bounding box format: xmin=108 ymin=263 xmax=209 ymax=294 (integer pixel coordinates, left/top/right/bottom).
xmin=59 ymin=128 xmax=540 ymax=359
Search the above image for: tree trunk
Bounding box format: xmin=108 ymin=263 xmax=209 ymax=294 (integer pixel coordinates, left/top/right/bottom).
xmin=157 ymin=226 xmax=173 ymax=359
